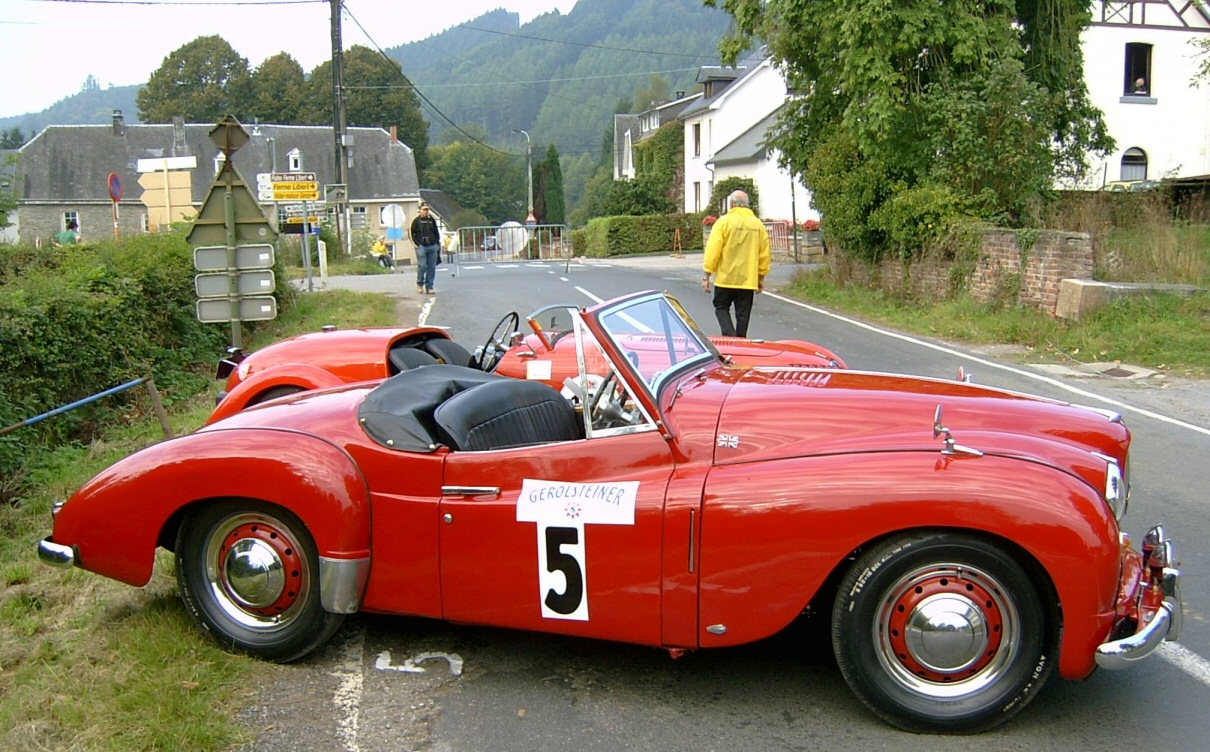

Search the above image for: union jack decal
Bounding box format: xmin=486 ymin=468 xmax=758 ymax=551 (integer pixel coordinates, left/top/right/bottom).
xmin=717 ymin=434 xmax=740 ymax=448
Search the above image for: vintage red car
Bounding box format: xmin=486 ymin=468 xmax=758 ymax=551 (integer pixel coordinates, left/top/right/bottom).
xmin=206 ymin=304 xmax=846 ymax=423
xmin=38 ymin=290 xmax=1181 ymax=733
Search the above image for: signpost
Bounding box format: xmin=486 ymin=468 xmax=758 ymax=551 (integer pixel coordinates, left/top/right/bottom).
xmin=107 ymin=172 xmax=123 ymax=240
xmin=271 ymin=172 xmax=320 ymax=201
xmin=185 ymin=117 xmax=279 ymax=348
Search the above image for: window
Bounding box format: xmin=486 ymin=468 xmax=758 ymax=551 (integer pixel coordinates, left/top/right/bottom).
xmin=1124 ymin=43 xmax=1152 ymax=96
xmin=62 ymin=211 xmax=78 ymax=231
xmin=693 ymin=123 xmax=701 ymax=157
xmin=1121 ymin=148 xmax=1148 ymax=181
xmin=693 ymin=182 xmax=701 ymax=212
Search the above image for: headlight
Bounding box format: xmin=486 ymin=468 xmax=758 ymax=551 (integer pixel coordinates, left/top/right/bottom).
xmin=1094 ymin=452 xmax=1128 ymax=521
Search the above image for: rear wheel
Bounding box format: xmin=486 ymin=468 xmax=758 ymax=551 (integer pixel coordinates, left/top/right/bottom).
xmin=831 ymin=532 xmax=1056 ymax=733
xmin=176 ymin=500 xmax=344 ymax=662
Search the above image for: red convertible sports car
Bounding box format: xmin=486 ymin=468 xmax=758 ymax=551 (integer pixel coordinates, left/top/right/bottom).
xmin=38 ymin=291 xmax=1181 ymax=733
xmin=206 ymin=304 xmax=846 ymax=423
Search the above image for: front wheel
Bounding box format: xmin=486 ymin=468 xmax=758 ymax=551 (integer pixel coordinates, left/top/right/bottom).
xmin=176 ymin=500 xmax=344 ymax=662
xmin=831 ymin=532 xmax=1056 ymax=734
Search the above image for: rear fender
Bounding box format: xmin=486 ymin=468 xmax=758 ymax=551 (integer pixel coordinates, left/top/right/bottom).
xmin=52 ymin=428 xmax=371 ymax=588
xmin=210 ymin=364 xmax=348 ymax=423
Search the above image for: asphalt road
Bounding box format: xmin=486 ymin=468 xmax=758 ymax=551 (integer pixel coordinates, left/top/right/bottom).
xmin=245 ymin=254 xmax=1209 ymax=751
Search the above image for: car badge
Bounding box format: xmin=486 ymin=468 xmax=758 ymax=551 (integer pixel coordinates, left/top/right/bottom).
xmin=717 ymin=434 xmax=740 ymax=448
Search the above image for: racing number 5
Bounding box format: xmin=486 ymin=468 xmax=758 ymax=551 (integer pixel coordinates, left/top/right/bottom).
xmin=543 ymin=526 xmax=584 ymax=617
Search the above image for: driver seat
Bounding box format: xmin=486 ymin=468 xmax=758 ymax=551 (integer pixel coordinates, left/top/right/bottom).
xmin=423 ymin=338 xmax=476 ymax=368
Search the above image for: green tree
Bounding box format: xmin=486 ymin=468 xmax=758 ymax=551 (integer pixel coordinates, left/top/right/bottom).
xmin=708 ymin=0 xmax=1113 ymax=260
xmin=426 ymin=134 xmax=525 ymax=224
xmin=0 ymin=155 xmax=18 ymax=228
xmin=0 ymin=127 xmax=27 ymax=149
xmin=137 ymin=35 xmax=253 ymax=123
xmin=305 ymin=46 xmax=430 ymax=173
xmin=536 ymin=144 xmax=566 ymax=225
xmin=248 ymin=53 xmax=307 ymax=125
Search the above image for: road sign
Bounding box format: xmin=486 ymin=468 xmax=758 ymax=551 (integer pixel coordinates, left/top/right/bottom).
xmin=324 ymin=183 xmax=348 ymax=205
xmin=273 ymin=183 xmax=320 ymax=201
xmin=382 ymin=203 xmax=406 ymax=228
xmin=197 ymin=296 xmax=277 ymax=324
xmin=194 ymin=270 xmax=276 ymax=298
xmin=107 ymin=173 xmax=124 ymax=202
xmin=193 ymin=244 xmax=275 ymax=271
xmin=271 ymin=172 xmax=316 ymax=182
xmin=137 ymin=156 xmax=198 ymax=173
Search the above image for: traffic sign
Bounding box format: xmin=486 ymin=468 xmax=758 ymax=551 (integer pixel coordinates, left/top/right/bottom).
xmin=324 ymin=183 xmax=348 ymax=205
xmin=195 ymin=270 xmax=276 ymax=298
xmin=270 ymin=172 xmax=316 ymax=182
xmin=273 ymin=183 xmax=320 ymax=201
xmin=197 ymin=296 xmax=278 ymax=324
xmin=382 ymin=203 xmax=406 ymax=228
xmin=108 ymin=173 xmax=124 ymax=202
xmin=193 ymin=244 xmax=275 ymax=271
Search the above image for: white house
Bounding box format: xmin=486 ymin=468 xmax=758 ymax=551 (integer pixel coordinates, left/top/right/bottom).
xmin=1078 ymin=1 xmax=1210 ymax=187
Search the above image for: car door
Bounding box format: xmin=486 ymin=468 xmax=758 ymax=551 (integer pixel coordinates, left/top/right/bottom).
xmin=439 ymin=430 xmax=674 ymax=645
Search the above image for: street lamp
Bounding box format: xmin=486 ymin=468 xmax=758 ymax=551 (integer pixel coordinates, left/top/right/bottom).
xmin=512 ymin=129 xmax=533 ymax=221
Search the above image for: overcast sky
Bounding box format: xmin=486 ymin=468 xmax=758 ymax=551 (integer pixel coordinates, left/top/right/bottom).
xmin=1 ymin=0 xmax=577 ymax=119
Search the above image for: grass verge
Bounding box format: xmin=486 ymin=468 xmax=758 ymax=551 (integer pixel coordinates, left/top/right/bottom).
xmin=0 ymin=289 xmax=396 ymax=751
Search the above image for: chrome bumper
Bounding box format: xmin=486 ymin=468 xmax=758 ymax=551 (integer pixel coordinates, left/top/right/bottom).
xmin=1095 ymin=526 xmax=1182 ymax=670
xmin=38 ymin=538 xmax=76 ymax=569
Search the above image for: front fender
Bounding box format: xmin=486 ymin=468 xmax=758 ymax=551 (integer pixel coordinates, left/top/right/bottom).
xmin=51 ymin=428 xmax=371 ymax=588
xmin=698 ymin=451 xmax=1120 ymax=679
xmin=210 ymin=364 xmax=348 ymax=423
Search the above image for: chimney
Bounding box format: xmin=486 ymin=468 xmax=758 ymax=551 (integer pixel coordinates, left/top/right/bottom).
xmin=173 ymin=115 xmax=186 ymax=153
xmin=112 ymin=110 xmax=125 ymax=137
xmin=676 ymin=91 xmax=685 ymax=99
xmin=390 ymin=125 xmax=398 ymax=143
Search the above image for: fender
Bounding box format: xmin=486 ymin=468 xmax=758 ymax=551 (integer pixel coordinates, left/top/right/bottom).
xmin=698 ymin=451 xmax=1119 ymax=679
xmin=51 ymin=428 xmax=372 ymax=589
xmin=209 ymin=363 xmax=350 ymax=423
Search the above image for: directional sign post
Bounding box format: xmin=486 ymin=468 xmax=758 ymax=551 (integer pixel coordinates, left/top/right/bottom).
xmin=271 ymin=172 xmax=320 ymax=201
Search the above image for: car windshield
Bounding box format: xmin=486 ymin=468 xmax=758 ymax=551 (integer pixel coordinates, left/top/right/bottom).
xmin=590 ymin=292 xmax=718 ymax=396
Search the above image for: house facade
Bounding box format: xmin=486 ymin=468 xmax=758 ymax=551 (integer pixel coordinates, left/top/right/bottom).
xmin=1078 ymin=1 xmax=1210 ymax=187
xmin=8 ymin=111 xmax=422 ymax=247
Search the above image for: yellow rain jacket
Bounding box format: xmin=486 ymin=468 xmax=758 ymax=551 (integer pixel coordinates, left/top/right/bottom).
xmin=703 ymin=207 xmax=771 ymax=290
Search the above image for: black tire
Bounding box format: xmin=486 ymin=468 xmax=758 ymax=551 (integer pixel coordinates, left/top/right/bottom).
xmin=250 ymin=385 xmax=305 ymax=406
xmin=176 ymin=500 xmax=345 ymax=662
xmin=831 ymin=531 xmax=1056 ymax=734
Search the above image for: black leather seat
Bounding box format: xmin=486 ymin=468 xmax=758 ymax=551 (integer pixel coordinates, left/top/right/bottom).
xmin=433 ymin=379 xmax=581 ymax=451
xmin=388 ymin=345 xmax=439 ymax=374
xmin=423 ymin=338 xmax=476 ymax=368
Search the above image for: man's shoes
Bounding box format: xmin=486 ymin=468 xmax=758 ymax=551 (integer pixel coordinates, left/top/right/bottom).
xmin=425 ymin=288 xmax=436 ymax=295
xmin=416 ymin=285 xmax=425 ymax=293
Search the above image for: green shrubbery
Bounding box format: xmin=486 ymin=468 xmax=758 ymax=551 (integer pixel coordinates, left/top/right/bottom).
xmin=0 ymin=232 xmax=292 ymax=497
xmin=581 ymin=214 xmax=705 ymax=257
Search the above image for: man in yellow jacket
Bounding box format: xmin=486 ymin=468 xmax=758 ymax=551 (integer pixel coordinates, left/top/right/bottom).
xmin=701 ymin=190 xmax=771 ymax=337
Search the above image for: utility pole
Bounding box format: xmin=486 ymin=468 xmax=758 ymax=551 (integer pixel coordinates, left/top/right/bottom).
xmin=330 ymin=0 xmax=348 ymax=253
xmin=513 ymin=129 xmax=533 ymax=222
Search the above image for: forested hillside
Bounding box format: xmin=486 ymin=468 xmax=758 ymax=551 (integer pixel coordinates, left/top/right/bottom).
xmin=1 ymin=0 xmax=732 ymax=161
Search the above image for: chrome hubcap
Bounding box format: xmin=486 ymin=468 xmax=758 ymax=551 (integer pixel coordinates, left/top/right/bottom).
xmin=876 ymin=563 xmax=1019 ymax=698
xmin=204 ymin=513 xmax=307 ymax=630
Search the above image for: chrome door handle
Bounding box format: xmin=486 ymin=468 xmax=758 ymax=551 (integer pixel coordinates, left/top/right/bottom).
xmin=441 ymin=486 xmax=501 ymax=497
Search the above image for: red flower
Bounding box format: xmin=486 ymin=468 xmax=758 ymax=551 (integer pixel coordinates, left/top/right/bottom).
xmin=702 ymin=215 xmax=718 ymax=226
xmin=802 ymin=219 xmax=820 ymax=232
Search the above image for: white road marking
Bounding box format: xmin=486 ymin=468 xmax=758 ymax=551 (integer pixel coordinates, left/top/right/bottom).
xmin=375 ymin=650 xmax=465 ymax=676
xmin=764 ymin=291 xmax=1210 ymax=437
xmin=1159 ymin=642 xmax=1210 ymax=688
xmin=417 ymin=296 xmax=437 ymax=327
xmin=331 ymin=626 xmax=365 ymax=752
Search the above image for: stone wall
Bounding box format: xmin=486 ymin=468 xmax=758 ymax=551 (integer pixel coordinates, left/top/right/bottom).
xmin=833 ymin=228 xmax=1094 ymax=315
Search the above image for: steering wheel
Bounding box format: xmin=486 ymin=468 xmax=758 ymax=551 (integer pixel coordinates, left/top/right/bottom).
xmin=584 ymin=371 xmax=640 ymax=430
xmin=476 ymin=311 xmax=520 ymax=371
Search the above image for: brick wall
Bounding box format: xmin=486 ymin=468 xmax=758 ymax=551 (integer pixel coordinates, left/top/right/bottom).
xmin=833 ymin=228 xmax=1093 ymax=315
xmin=17 ymin=204 xmax=149 ymax=246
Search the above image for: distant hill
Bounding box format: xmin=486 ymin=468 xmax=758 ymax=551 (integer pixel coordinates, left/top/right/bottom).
xmin=0 ymin=0 xmax=733 ymax=158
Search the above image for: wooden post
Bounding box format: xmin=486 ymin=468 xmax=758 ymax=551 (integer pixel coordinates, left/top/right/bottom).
xmin=143 ymin=377 xmax=175 ymax=439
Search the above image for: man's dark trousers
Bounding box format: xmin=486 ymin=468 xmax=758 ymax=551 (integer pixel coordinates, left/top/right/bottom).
xmin=713 ymin=286 xmax=755 ymax=337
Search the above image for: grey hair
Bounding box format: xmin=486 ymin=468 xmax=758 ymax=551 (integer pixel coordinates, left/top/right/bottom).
xmin=728 ymin=190 xmax=750 ymax=208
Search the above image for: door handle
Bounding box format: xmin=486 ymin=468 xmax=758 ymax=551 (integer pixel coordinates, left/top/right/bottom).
xmin=441 ymin=486 xmax=501 ymax=497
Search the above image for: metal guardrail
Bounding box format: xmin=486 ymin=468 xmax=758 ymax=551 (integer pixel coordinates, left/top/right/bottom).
xmin=448 ymin=224 xmax=571 ymax=265
xmin=0 ymin=376 xmax=174 ymax=439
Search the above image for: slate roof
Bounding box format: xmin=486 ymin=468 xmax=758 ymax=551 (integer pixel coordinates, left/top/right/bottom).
xmin=710 ymin=109 xmax=781 ymax=166
xmin=15 ymin=119 xmax=419 ymax=205
xmin=419 ymin=188 xmax=465 ymax=222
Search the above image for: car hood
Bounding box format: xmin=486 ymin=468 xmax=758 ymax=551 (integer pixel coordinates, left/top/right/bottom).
xmin=707 ymin=367 xmax=1129 ymax=467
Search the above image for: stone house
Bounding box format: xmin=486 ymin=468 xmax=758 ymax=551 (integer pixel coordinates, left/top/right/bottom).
xmin=7 ymin=111 xmax=422 ymax=248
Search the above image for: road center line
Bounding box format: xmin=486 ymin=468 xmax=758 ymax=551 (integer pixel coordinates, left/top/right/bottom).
xmin=331 ymin=625 xmax=365 ymax=752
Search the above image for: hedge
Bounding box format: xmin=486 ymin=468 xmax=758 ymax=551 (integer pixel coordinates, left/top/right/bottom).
xmin=580 ymin=213 xmax=708 ymax=258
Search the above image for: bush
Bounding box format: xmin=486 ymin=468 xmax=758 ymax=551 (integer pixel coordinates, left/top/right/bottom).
xmin=581 ymin=214 xmax=704 ymax=257
xmin=0 ymin=232 xmax=292 ymax=495
xmin=868 ymin=183 xmax=972 ymax=260
xmin=707 ymin=177 xmax=759 ymax=217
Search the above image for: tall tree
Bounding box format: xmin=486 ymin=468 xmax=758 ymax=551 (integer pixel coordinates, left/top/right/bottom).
xmin=136 ymin=35 xmax=253 ymax=123
xmin=707 ymin=0 xmax=1113 ymax=260
xmin=248 ymin=53 xmax=308 ymax=125
xmin=536 ymin=143 xmax=566 ymax=225
xmin=0 ymin=128 xmax=27 ymax=149
xmin=305 ymin=46 xmax=430 ymax=173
